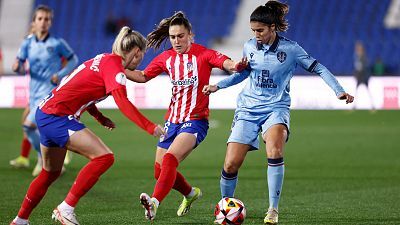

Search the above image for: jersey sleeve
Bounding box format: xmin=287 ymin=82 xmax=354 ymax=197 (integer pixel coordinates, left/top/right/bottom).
xmin=57 ymin=38 xmax=75 ymax=60
xmin=293 ymin=43 xmax=318 ymax=73
xmin=16 ymin=39 xmax=29 ymax=62
xmin=101 ymin=56 xmax=127 ymax=94
xmin=144 ymin=53 xmax=166 ymax=78
xmin=294 ymin=43 xmax=345 ymax=96
xmin=207 ymin=49 xmax=229 ymax=70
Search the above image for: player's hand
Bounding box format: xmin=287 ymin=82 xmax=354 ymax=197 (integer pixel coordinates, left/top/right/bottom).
xmin=51 ymin=74 xmax=59 ymax=85
xmin=234 ymin=57 xmax=248 ymax=72
xmin=153 ymin=124 xmax=165 ymax=137
xmin=338 ymin=93 xmax=354 ymax=104
xmin=97 ymin=116 xmax=116 ymax=130
xmin=202 ymin=84 xmax=219 ymax=96
xmin=12 ymin=59 xmax=25 ymax=74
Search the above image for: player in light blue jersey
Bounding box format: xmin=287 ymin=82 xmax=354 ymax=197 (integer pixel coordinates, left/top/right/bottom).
xmin=203 ymin=1 xmax=354 ymax=224
xmin=10 ymin=5 xmax=78 ymax=176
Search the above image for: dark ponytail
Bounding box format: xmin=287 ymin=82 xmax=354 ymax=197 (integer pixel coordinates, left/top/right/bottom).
xmin=250 ymin=0 xmax=289 ymax=32
xmin=147 ymin=11 xmax=192 ymax=50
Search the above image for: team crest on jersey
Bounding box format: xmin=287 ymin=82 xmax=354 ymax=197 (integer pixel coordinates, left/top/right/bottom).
xmin=115 ymin=72 xmax=127 ymax=85
xmin=277 ymin=51 xmax=287 ymax=63
xmin=187 ymin=62 xmax=193 ymax=73
xmin=47 ymin=46 xmax=54 ymax=54
xmin=250 ymin=52 xmax=254 ymax=59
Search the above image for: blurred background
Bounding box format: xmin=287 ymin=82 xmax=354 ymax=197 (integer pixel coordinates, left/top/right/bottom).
xmin=0 ymin=0 xmax=399 ymax=109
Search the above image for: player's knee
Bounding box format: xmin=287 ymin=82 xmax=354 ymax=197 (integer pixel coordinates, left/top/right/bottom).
xmin=224 ymin=161 xmax=240 ymax=174
xmin=267 ymin=146 xmax=284 ymax=158
xmin=39 ymin=169 xmax=62 ymax=185
xmin=93 ymin=153 xmax=115 ymax=171
xmin=103 ymin=153 xmax=115 ymax=169
xmin=23 ymin=125 xmax=36 ymax=134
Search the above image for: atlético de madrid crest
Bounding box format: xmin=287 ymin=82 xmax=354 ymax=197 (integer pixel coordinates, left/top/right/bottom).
xmin=277 ymin=51 xmax=287 ymax=63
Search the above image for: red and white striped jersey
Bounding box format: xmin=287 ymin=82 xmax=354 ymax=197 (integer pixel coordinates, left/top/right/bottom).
xmin=144 ymin=43 xmax=229 ymax=123
xmin=40 ymin=53 xmax=126 ymax=117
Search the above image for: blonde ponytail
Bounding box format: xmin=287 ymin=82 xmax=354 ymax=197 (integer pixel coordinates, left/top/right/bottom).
xmin=112 ymin=26 xmax=147 ymax=58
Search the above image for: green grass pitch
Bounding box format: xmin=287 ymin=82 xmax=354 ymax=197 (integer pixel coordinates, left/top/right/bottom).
xmin=1 ymin=108 xmax=399 ymax=224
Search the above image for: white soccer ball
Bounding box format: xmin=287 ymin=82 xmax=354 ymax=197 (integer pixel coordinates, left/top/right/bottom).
xmin=214 ymin=197 xmax=246 ymax=225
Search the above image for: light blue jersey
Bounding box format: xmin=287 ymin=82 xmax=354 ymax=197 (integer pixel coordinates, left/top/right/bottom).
xmin=17 ymin=34 xmax=78 ymax=110
xmin=218 ymin=35 xmax=345 ymax=113
xmin=216 ymin=35 xmax=347 ymax=149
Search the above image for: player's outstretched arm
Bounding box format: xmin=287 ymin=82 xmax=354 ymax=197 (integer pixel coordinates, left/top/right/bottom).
xmin=112 ymin=87 xmax=165 ymax=137
xmin=337 ymin=92 xmax=354 ymax=104
xmin=86 ymin=104 xmax=116 ymax=130
xmin=222 ymin=57 xmax=248 ymax=73
xmin=124 ymin=69 xmax=151 ymax=83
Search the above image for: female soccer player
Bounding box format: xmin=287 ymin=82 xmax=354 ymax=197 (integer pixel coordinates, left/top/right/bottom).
xmin=203 ymin=1 xmax=354 ymax=224
xmin=10 ymin=5 xmax=79 ymax=176
xmin=10 ymin=26 xmax=165 ymax=225
xmin=125 ymin=11 xmax=246 ymax=221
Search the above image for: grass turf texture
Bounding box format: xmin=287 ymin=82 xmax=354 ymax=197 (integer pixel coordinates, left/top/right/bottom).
xmin=1 ymin=109 xmax=399 ymax=224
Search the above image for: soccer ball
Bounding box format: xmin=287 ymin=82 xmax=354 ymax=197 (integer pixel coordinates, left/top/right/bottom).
xmin=214 ymin=197 xmax=246 ymax=225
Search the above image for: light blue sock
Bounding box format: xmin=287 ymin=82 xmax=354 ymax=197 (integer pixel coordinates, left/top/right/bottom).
xmin=220 ymin=169 xmax=238 ymax=198
xmin=267 ymin=158 xmax=284 ymax=209
xmin=23 ymin=125 xmax=41 ymax=156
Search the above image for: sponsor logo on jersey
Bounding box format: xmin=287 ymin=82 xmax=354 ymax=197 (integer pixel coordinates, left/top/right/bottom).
xmin=171 ymin=75 xmax=198 ymax=87
xmin=277 ymin=51 xmax=287 ymax=63
xmin=181 ymin=122 xmax=192 ymax=129
xmin=256 ymin=70 xmax=277 ymax=88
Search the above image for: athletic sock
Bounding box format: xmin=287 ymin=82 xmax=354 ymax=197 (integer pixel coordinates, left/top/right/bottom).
xmin=220 ymin=169 xmax=238 ymax=198
xmin=152 ymin=153 xmax=178 ymax=203
xmin=65 ymin=153 xmax=114 ymax=207
xmin=17 ymin=169 xmax=61 ymax=219
xmin=23 ymin=126 xmax=41 ymax=155
xmin=185 ymin=187 xmax=196 ymax=198
xmin=20 ymin=137 xmax=31 ymax=158
xmin=154 ymin=162 xmax=192 ymax=196
xmin=267 ymin=158 xmax=284 ymax=209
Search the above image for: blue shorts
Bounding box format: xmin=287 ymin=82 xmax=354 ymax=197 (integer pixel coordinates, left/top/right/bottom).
xmin=228 ymin=108 xmax=290 ymax=150
xmin=157 ymin=119 xmax=209 ymax=150
xmin=36 ymin=108 xmax=86 ymax=148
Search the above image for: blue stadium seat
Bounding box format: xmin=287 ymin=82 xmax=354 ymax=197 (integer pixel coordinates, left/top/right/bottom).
xmin=34 ymin=0 xmax=398 ymax=74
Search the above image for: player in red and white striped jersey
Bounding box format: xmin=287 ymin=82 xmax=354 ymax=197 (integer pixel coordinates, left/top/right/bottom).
xmin=125 ymin=11 xmax=247 ymax=220
xmin=10 ymin=27 xmax=164 ymax=225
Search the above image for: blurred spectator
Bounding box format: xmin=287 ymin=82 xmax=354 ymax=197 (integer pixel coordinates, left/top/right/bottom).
xmin=105 ymin=13 xmax=118 ymax=36
xmin=354 ymin=41 xmax=369 ymax=85
xmin=353 ymin=41 xmax=374 ymax=110
xmin=105 ymin=13 xmax=132 ymax=36
xmin=372 ymin=57 xmax=385 ymax=76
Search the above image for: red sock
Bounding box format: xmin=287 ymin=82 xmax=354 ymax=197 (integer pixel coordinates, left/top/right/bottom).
xmin=154 ymin=162 xmax=191 ymax=196
xmin=18 ymin=169 xmax=61 ymax=219
xmin=65 ymin=153 xmax=114 ymax=207
xmin=152 ymin=153 xmax=178 ymax=203
xmin=20 ymin=137 xmax=31 ymax=158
